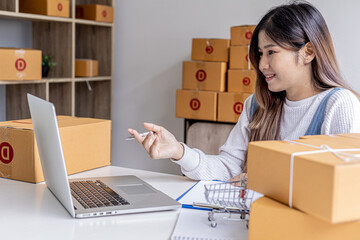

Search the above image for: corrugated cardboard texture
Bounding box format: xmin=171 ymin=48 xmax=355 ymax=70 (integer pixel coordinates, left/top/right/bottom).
xmin=182 ymin=61 xmax=227 ymax=92
xmin=191 ymin=39 xmax=230 ymax=62
xmin=176 ymin=89 xmax=217 ymax=121
xmin=0 ymin=116 xmax=111 ymax=183
xmin=227 ymin=69 xmax=256 ymax=93
xmin=76 ymin=4 xmax=114 ymax=23
xmin=229 ymin=45 xmax=253 ymax=70
xmin=0 ymin=48 xmax=41 ymax=80
xmin=247 ymin=135 xmax=360 ymax=223
xmin=249 ymin=197 xmax=360 ymax=240
xmin=75 ymin=59 xmax=99 ymax=77
xmin=19 ymin=0 xmax=70 ymax=18
xmin=230 ymin=25 xmax=256 ymax=46
xmin=217 ymin=92 xmax=251 ymax=123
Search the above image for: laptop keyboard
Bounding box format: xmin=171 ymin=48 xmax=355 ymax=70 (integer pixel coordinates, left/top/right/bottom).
xmin=70 ymin=180 xmax=130 ymax=209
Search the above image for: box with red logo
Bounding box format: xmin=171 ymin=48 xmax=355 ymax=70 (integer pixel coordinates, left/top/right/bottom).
xmin=76 ymin=4 xmax=114 ymax=23
xmin=0 ymin=116 xmax=111 ymax=183
xmin=217 ymin=92 xmax=251 ymax=123
xmin=176 ymin=89 xmax=217 ymax=121
xmin=231 ymin=25 xmax=256 ymax=46
xmin=75 ymin=59 xmax=98 ymax=77
xmin=0 ymin=48 xmax=41 ymax=81
xmin=229 ymin=45 xmax=253 ymax=70
xmin=249 ymin=197 xmax=360 ymax=240
xmin=228 ymin=69 xmax=256 ymax=93
xmin=19 ymin=0 xmax=70 ymax=18
xmin=191 ymin=39 xmax=230 ymax=62
xmin=182 ymin=61 xmax=227 ymax=92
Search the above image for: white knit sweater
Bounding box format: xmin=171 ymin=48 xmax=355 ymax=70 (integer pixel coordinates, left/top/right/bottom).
xmin=173 ymin=88 xmax=360 ymax=181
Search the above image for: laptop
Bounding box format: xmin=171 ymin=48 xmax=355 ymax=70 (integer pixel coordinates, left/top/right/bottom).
xmin=27 ymin=93 xmax=181 ymax=218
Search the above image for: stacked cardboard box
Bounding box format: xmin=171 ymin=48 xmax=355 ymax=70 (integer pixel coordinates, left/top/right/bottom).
xmin=247 ymin=134 xmax=360 ymax=239
xmin=218 ymin=25 xmax=256 ymax=123
xmin=76 ymin=4 xmax=114 ymax=23
xmin=176 ymin=39 xmax=230 ymax=121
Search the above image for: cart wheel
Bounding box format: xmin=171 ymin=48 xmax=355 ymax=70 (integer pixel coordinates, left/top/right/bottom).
xmin=240 ymin=212 xmax=246 ymax=219
xmin=211 ymin=222 xmax=217 ymax=228
xmin=246 ymin=222 xmax=249 ymax=229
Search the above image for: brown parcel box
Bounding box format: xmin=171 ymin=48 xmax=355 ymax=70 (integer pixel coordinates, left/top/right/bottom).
xmin=227 ymin=69 xmax=256 ymax=93
xmin=230 ymin=25 xmax=256 ymax=46
xmin=76 ymin=4 xmax=114 ymax=23
xmin=176 ymin=89 xmax=217 ymax=121
xmin=19 ymin=0 xmax=70 ymax=18
xmin=75 ymin=59 xmax=99 ymax=77
xmin=182 ymin=61 xmax=227 ymax=92
xmin=217 ymin=92 xmax=251 ymax=123
xmin=0 ymin=116 xmax=111 ymax=183
xmin=247 ymin=135 xmax=360 ymax=223
xmin=191 ymin=39 xmax=230 ymax=62
xmin=229 ymin=45 xmax=253 ymax=70
xmin=0 ymin=48 xmax=41 ymax=81
xmin=249 ymin=197 xmax=360 ymax=240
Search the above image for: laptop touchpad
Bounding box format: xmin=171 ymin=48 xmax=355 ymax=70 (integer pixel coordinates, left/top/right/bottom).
xmin=116 ymin=184 xmax=156 ymax=195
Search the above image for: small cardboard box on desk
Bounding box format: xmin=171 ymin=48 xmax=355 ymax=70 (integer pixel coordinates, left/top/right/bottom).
xmin=19 ymin=0 xmax=70 ymax=18
xmin=249 ymin=197 xmax=360 ymax=240
xmin=0 ymin=116 xmax=111 ymax=183
xmin=247 ymin=134 xmax=360 ymax=224
xmin=0 ymin=48 xmax=41 ymax=81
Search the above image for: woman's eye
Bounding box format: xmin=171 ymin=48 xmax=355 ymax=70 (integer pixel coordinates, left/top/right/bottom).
xmin=268 ymin=50 xmax=275 ymax=55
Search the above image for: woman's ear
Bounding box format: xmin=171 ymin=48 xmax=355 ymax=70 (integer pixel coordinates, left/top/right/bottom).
xmin=301 ymin=42 xmax=315 ymax=64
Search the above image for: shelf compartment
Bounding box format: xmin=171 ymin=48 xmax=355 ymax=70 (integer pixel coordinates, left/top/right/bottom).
xmin=75 ymin=80 xmax=111 ymax=119
xmin=75 ymin=24 xmax=111 ymax=76
xmin=76 ymin=0 xmax=113 ymax=6
xmin=0 ymin=1 xmax=16 ymax=12
xmin=49 ymin=82 xmax=72 ymax=115
xmin=6 ymin=83 xmax=46 ymax=120
xmin=75 ymin=76 xmax=111 ymax=82
xmin=32 ymin=21 xmax=72 ymax=78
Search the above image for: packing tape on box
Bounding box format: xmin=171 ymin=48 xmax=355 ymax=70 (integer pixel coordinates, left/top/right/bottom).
xmin=285 ymin=140 xmax=360 ymax=208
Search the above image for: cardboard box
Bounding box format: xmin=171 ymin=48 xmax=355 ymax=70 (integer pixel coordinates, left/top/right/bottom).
xmin=230 ymin=25 xmax=256 ymax=46
xmin=227 ymin=69 xmax=256 ymax=93
xmin=249 ymin=197 xmax=360 ymax=240
xmin=75 ymin=59 xmax=99 ymax=77
xmin=0 ymin=116 xmax=111 ymax=183
xmin=19 ymin=0 xmax=70 ymax=18
xmin=182 ymin=61 xmax=227 ymax=92
xmin=191 ymin=39 xmax=230 ymax=62
xmin=229 ymin=45 xmax=252 ymax=69
xmin=176 ymin=89 xmax=217 ymax=121
xmin=0 ymin=48 xmax=41 ymax=81
xmin=76 ymin=4 xmax=114 ymax=23
xmin=217 ymin=92 xmax=251 ymax=123
xmin=247 ymin=134 xmax=360 ymax=223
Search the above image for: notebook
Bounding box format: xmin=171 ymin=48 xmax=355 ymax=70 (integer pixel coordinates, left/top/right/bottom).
xmin=27 ymin=93 xmax=181 ymax=218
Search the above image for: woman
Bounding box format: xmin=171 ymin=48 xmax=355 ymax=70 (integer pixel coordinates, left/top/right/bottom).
xmin=128 ymin=1 xmax=360 ymax=181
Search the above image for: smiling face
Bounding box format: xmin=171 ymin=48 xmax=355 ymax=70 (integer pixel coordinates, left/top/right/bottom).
xmin=258 ymin=30 xmax=316 ymax=101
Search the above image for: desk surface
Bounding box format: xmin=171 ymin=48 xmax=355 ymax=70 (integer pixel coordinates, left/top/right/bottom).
xmin=0 ymin=166 xmax=198 ymax=240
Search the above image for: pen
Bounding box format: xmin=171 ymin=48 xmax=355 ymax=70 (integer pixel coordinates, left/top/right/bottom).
xmin=125 ymin=131 xmax=154 ymax=140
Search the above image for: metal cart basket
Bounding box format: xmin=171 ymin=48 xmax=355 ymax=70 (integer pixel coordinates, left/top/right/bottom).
xmin=194 ymin=175 xmax=254 ymax=228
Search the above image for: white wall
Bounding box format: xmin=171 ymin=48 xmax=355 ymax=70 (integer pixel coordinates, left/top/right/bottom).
xmin=112 ymin=0 xmax=360 ymax=175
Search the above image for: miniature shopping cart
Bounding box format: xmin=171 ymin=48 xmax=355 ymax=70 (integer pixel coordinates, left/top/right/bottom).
xmin=194 ymin=175 xmax=254 ymax=228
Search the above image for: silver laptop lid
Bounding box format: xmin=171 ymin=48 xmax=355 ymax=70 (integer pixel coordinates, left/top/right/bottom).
xmin=27 ymin=94 xmax=75 ymax=217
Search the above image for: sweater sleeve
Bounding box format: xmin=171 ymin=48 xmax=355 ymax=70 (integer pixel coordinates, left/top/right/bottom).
xmin=322 ymin=89 xmax=360 ymax=134
xmin=172 ymin=95 xmax=253 ymax=181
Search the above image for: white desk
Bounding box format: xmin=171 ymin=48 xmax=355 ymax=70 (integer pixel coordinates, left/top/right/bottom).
xmin=0 ymin=166 xmax=198 ymax=240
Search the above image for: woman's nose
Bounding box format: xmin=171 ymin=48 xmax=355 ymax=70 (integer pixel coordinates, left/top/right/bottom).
xmin=259 ymin=57 xmax=269 ymax=72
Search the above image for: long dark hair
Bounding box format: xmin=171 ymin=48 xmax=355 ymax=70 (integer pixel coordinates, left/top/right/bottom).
xmin=244 ymin=1 xmax=355 ymax=170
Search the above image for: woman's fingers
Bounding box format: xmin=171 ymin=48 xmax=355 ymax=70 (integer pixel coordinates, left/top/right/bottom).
xmin=143 ymin=122 xmax=162 ymax=134
xmin=142 ymin=131 xmax=157 ymax=153
xmin=128 ymin=128 xmax=145 ymax=144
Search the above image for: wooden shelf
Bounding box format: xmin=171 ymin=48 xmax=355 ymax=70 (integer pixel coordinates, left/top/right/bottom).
xmin=0 ymin=0 xmax=114 ymax=121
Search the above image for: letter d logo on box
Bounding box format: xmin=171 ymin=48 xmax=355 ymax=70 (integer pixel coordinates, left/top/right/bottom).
xmin=0 ymin=142 xmax=14 ymax=164
xmin=190 ymin=98 xmax=201 ymax=110
xmin=15 ymin=58 xmax=26 ymax=71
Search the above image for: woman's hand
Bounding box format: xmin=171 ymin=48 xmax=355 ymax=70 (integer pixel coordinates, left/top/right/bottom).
xmin=128 ymin=122 xmax=184 ymax=160
xmin=227 ymin=173 xmax=247 ymax=187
